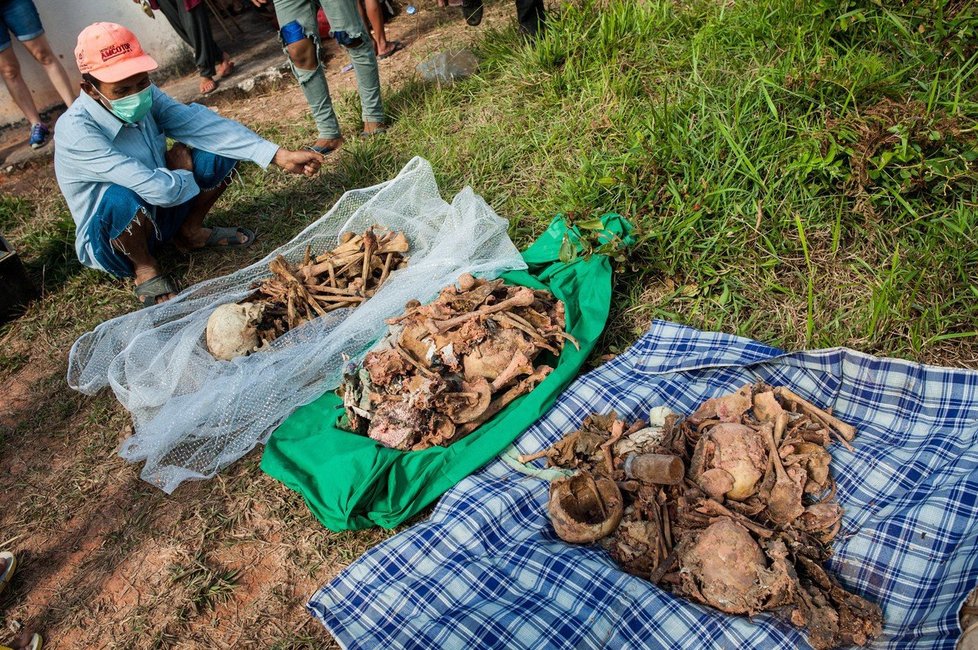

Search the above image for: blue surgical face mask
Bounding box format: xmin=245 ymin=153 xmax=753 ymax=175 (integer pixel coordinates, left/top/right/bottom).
xmin=96 ymin=85 xmax=154 ymax=123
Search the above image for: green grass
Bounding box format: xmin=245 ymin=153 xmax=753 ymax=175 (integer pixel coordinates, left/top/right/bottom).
xmin=358 ymin=0 xmax=977 ymax=363
xmin=5 ymin=0 xmax=977 ymax=367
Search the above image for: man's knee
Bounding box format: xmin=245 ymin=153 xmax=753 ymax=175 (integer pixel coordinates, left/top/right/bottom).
xmin=193 ymin=152 xmax=237 ymax=191
xmin=102 ymin=184 xmax=145 ymax=209
xmin=99 ymin=186 xmax=153 ymax=246
xmin=286 ymin=38 xmax=318 ymax=70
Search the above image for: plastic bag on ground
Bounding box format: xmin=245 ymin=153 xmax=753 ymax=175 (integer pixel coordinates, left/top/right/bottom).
xmin=67 ymin=157 xmax=527 ymax=493
xmin=416 ymin=49 xmax=478 ymax=84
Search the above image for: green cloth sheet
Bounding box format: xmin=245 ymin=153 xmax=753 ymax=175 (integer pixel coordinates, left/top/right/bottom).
xmin=260 ymin=214 xmax=632 ymax=531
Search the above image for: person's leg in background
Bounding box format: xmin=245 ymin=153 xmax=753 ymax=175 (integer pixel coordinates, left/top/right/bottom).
xmin=0 ymin=47 xmax=43 ymax=129
xmin=357 ymin=0 xmax=401 ymax=58
xmin=319 ymin=0 xmax=385 ymax=134
xmin=0 ymin=631 xmax=42 ymax=650
xmin=0 ymin=0 xmax=75 ymax=148
xmin=156 ymin=0 xmax=233 ymax=94
xmin=458 ymin=0 xmax=545 ymax=37
xmin=514 ymin=0 xmax=545 ymax=38
xmin=154 ymin=0 xmax=209 ymax=90
xmin=19 ymin=35 xmax=74 ymax=106
xmin=269 ymin=0 xmax=345 ymax=152
xmin=183 ymin=1 xmax=235 ymax=85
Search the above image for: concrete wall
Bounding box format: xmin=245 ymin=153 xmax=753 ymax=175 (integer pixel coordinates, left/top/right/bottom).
xmin=0 ymin=0 xmax=191 ymax=127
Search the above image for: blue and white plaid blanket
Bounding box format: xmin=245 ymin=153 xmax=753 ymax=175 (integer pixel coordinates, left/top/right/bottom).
xmin=308 ymin=320 xmax=978 ymax=649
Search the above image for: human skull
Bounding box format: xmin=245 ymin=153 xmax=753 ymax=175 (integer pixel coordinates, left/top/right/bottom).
xmin=205 ymin=302 xmax=265 ymax=361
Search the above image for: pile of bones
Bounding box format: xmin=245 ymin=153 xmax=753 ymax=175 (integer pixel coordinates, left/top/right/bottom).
xmin=526 ymin=383 xmax=883 ymax=650
xmin=341 ymin=274 xmax=574 ymax=450
xmin=205 ymin=227 xmax=409 ymax=360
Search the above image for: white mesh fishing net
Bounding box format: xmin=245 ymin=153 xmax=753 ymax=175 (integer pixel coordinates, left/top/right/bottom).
xmin=67 ymin=157 xmax=526 ymax=493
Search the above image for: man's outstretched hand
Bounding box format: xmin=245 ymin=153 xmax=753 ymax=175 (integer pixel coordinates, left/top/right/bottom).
xmin=273 ymin=148 xmax=324 ymax=177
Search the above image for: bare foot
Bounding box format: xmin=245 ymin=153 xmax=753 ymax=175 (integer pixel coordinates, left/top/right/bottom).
xmin=199 ymin=76 xmax=217 ymax=94
xmin=362 ymin=122 xmax=386 ymax=135
xmin=215 ymin=54 xmax=235 ymax=79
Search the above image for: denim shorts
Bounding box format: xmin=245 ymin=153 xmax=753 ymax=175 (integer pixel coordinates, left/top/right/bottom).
xmin=87 ymin=149 xmax=237 ymax=278
xmin=0 ymin=0 xmax=44 ymax=52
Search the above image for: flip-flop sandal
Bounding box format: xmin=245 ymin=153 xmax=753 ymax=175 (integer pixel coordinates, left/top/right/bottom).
xmin=360 ymin=126 xmax=389 ymax=138
xmin=377 ymin=40 xmax=404 ymax=60
xmin=204 ymin=225 xmax=256 ymax=249
xmin=0 ymin=551 xmax=16 ymax=596
xmin=461 ymin=0 xmax=484 ymax=26
xmin=134 ymin=275 xmax=179 ymax=309
xmin=306 ymin=144 xmax=338 ymax=155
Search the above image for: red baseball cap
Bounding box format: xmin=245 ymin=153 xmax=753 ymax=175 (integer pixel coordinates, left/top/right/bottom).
xmin=75 ymin=22 xmax=158 ymax=83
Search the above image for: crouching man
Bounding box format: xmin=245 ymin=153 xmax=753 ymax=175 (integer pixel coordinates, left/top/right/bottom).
xmin=55 ymin=22 xmax=324 ymax=306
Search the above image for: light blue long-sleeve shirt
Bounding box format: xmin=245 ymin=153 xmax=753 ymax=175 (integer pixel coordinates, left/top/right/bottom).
xmin=54 ymin=86 xmax=280 ymax=272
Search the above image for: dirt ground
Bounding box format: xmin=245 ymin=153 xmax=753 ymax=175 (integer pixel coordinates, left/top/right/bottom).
xmin=0 ymin=3 xmax=512 ymax=648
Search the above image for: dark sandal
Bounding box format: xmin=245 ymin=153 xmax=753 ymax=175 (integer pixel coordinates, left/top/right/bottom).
xmin=203 ymin=225 xmax=256 ymax=249
xmin=135 ymin=275 xmax=179 ymax=308
xmin=360 ymin=126 xmax=389 ymax=138
xmin=461 ymin=0 xmax=484 ymax=26
xmin=377 ymin=40 xmax=404 ymax=60
xmin=306 ymin=144 xmax=338 ymax=155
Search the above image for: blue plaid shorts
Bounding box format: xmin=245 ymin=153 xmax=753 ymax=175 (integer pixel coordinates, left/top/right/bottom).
xmin=87 ymin=149 xmax=236 ymax=278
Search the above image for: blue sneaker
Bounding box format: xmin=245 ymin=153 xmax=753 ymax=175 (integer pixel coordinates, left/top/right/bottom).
xmin=29 ymin=122 xmax=50 ymax=149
